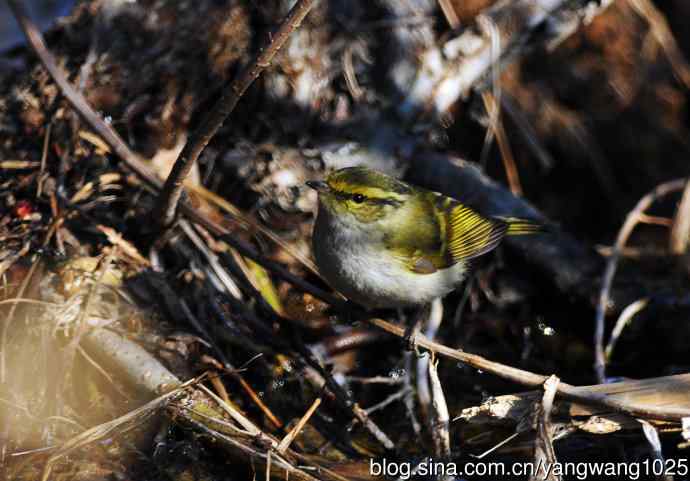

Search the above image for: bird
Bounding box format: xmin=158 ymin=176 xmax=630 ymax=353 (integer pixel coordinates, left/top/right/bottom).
xmin=307 ymin=166 xmax=542 ymax=310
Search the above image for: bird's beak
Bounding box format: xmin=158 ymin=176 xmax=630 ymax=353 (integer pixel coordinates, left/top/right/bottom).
xmin=306 ymin=180 xmax=329 ymax=192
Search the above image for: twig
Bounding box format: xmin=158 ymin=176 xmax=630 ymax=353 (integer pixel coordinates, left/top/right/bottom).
xmin=477 ymin=15 xmax=503 ymax=170
xmin=670 ymin=179 xmax=690 ymax=254
xmin=342 ymin=46 xmax=364 ymax=101
xmin=594 ymin=179 xmax=686 ymax=383
xmin=469 ymin=432 xmax=521 ymax=460
xmin=437 ymin=0 xmax=460 ymax=29
xmin=604 ymin=297 xmax=649 ymax=361
xmin=367 ymin=316 xmax=690 ymax=421
xmin=482 ymin=91 xmax=523 ymax=196
xmin=209 ymin=373 xmax=232 ymax=406
xmin=37 ymin=122 xmax=51 ymax=198
xmin=265 ymin=450 xmax=272 ymax=481
xmin=460 ymin=372 xmax=690 ymax=427
xmin=416 ymin=298 xmax=443 ymax=437
xmin=531 ymin=375 xmax=560 ymax=481
xmin=628 ymin=0 xmax=690 ymax=89
xmin=277 ymin=397 xmax=321 ymax=454
xmin=404 ymin=353 xmax=422 ymax=436
xmin=428 ymin=358 xmax=451 ymax=460
xmin=180 ymin=220 xmax=243 ymax=300
xmin=345 ymin=375 xmax=404 ymax=385
xmin=177 ymin=396 xmax=352 ymax=481
xmin=639 ymin=420 xmax=673 ymax=481
xmin=351 ymin=404 xmax=396 ymax=451
xmin=76 ymin=345 xmax=130 ymax=400
xmin=237 ymin=375 xmax=284 ymax=431
xmin=638 ymin=214 xmax=674 ymax=227
xmin=363 ymin=387 xmax=412 ymax=415
xmin=198 ymin=383 xmax=278 ymax=447
xmin=154 ymin=0 xmax=318 ymax=228
xmin=499 ymin=94 xmax=555 ymax=171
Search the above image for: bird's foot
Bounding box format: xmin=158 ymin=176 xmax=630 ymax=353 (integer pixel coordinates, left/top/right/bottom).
xmin=403 ymin=318 xmax=424 ymax=357
xmin=402 ymin=304 xmax=431 ymax=357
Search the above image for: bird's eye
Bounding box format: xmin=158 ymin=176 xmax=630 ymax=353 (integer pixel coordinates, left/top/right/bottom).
xmin=352 ymin=193 xmax=365 ymax=204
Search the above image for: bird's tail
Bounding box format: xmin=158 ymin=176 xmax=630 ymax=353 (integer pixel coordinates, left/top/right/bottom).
xmin=496 ymin=217 xmax=545 ymax=236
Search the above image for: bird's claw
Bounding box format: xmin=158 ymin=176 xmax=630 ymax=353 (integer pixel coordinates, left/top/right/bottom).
xmin=403 ymin=322 xmax=425 ymax=357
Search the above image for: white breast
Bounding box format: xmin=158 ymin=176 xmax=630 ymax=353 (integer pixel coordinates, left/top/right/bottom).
xmin=313 ymin=206 xmax=467 ymax=308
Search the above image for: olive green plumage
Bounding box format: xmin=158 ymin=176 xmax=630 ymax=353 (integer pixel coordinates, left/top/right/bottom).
xmin=308 ymin=166 xmax=542 ymax=308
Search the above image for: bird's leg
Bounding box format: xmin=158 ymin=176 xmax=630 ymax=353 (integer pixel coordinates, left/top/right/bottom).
xmin=403 ymin=304 xmax=430 ymax=356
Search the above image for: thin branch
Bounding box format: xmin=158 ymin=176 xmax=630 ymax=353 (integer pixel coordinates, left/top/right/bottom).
xmin=639 ymin=420 xmax=673 ymax=481
xmin=428 ymin=358 xmax=451 ymax=459
xmin=594 ymin=179 xmax=686 ymax=383
xmin=416 ymin=298 xmax=443 ymax=442
xmin=628 ymin=0 xmax=690 ymax=89
xmin=531 ymin=376 xmax=561 ymax=481
xmin=154 ymin=0 xmax=318 ymax=228
xmin=605 ymin=297 xmax=649 ymax=361
xmin=437 ymin=0 xmax=460 ymax=29
xmin=363 ymin=387 xmax=411 ymax=415
xmin=670 ymin=179 xmax=690 ymax=254
xmin=482 ymin=91 xmax=523 ymax=196
xmin=351 ymin=403 xmax=396 ymax=450
xmin=277 ymin=397 xmax=321 ymax=454
xmin=499 ymin=93 xmax=555 ymax=171
xmin=367 ymin=317 xmax=690 ymax=421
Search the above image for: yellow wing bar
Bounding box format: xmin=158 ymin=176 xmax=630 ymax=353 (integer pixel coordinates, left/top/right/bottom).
xmin=446 ymin=207 xmax=543 ymax=261
xmin=446 ymin=205 xmax=507 ymax=261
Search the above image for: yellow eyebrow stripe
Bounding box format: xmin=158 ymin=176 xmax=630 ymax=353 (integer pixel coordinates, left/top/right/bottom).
xmin=327 ymin=183 xmax=407 ymax=202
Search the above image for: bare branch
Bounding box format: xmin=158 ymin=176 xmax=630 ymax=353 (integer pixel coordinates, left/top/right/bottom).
xmin=367 ymin=317 xmax=690 ymax=421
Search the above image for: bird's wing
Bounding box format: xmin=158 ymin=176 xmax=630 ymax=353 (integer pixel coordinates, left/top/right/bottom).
xmin=442 ymin=198 xmax=508 ymax=262
xmin=385 ymin=192 xmax=508 ymax=274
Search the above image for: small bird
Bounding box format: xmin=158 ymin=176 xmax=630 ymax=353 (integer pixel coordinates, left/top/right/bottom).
xmin=307 ymin=166 xmax=542 ymax=309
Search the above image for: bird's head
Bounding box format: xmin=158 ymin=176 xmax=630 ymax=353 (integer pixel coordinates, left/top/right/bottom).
xmin=307 ymin=166 xmax=412 ymax=226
